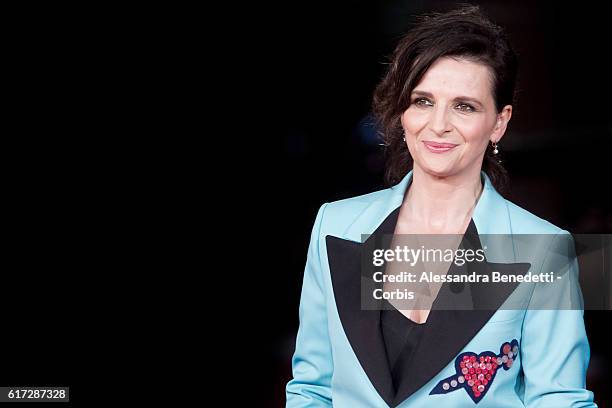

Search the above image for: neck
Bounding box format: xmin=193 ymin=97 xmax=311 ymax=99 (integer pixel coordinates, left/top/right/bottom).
xmin=402 ymin=165 xmax=483 ymax=231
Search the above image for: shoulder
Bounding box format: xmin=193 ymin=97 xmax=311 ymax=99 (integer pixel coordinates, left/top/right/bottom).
xmin=502 ymin=195 xmax=567 ymax=235
xmin=314 ymin=185 xmax=393 ymax=236
xmin=325 ymin=186 xmax=390 ymax=214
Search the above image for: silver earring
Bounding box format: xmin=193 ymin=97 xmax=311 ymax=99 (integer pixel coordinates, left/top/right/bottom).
xmin=492 ymin=141 xmax=499 ymax=154
xmin=402 ymin=130 xmax=406 ymax=142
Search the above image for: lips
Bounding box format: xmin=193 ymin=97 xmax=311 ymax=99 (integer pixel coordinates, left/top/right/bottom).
xmin=423 ymin=141 xmax=458 ymax=153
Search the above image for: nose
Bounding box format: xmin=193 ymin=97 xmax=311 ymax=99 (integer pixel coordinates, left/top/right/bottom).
xmin=428 ymin=105 xmax=453 ymax=136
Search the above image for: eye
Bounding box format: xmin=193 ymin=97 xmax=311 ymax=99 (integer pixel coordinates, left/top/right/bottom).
xmin=455 ymin=102 xmax=476 ymax=113
xmin=413 ymin=97 xmax=433 ymax=107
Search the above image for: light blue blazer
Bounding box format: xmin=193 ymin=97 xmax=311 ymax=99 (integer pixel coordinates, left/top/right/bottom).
xmin=286 ymin=170 xmax=597 ymax=407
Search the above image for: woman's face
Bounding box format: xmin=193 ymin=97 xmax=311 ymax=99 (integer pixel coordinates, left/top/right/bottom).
xmin=401 ymin=57 xmax=512 ymax=179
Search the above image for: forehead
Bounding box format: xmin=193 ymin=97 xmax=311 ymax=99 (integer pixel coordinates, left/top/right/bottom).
xmin=414 ymin=57 xmax=493 ymax=99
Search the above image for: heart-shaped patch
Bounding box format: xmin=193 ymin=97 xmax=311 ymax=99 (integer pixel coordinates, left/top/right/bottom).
xmin=429 ymin=339 xmax=519 ymax=403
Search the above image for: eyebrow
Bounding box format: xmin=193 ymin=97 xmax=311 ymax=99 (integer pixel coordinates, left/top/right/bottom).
xmin=411 ymin=90 xmax=484 ymax=108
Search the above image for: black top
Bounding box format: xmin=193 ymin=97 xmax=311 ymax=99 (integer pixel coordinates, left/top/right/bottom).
xmin=380 ymin=301 xmax=427 ymax=396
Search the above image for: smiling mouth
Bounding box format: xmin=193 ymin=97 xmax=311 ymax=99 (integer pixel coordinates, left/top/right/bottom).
xmin=422 ymin=141 xmax=458 ymax=153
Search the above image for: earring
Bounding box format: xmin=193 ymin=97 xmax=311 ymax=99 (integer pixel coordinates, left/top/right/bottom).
xmin=492 ymin=141 xmax=499 ymax=154
xmin=402 ymin=129 xmax=406 ymax=142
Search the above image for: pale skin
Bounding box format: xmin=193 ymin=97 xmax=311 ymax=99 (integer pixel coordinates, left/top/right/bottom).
xmin=385 ymin=56 xmax=513 ymax=323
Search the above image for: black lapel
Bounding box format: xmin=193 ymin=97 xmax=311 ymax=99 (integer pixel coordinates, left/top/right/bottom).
xmin=325 ymin=206 xmax=400 ymax=407
xmin=326 ymin=208 xmax=531 ymax=408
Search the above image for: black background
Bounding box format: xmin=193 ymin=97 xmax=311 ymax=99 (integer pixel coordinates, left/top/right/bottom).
xmin=3 ymin=0 xmax=611 ymax=406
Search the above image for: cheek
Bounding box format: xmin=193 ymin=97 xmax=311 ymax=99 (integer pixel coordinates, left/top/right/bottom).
xmin=455 ymin=117 xmax=494 ymax=146
xmin=402 ymin=109 xmax=427 ymax=135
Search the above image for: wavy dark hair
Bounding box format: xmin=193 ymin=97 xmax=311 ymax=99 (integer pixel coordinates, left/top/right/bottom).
xmin=372 ymin=4 xmax=518 ymax=192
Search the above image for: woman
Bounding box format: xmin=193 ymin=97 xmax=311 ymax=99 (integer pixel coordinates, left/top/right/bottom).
xmin=286 ymin=5 xmax=596 ymax=407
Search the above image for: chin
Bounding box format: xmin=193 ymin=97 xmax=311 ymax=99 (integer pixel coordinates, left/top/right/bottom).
xmin=419 ymin=160 xmax=456 ymax=178
xmin=423 ymin=168 xmax=454 ymax=179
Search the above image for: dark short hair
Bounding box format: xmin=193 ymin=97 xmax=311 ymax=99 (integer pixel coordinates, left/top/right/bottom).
xmin=372 ymin=4 xmax=518 ymax=192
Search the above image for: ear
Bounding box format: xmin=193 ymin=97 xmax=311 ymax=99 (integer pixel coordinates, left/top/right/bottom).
xmin=491 ymin=105 xmax=512 ymax=144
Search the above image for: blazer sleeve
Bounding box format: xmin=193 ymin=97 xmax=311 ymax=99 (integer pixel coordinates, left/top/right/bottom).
xmin=520 ymin=231 xmax=597 ymax=407
xmin=286 ymin=203 xmax=334 ymax=407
